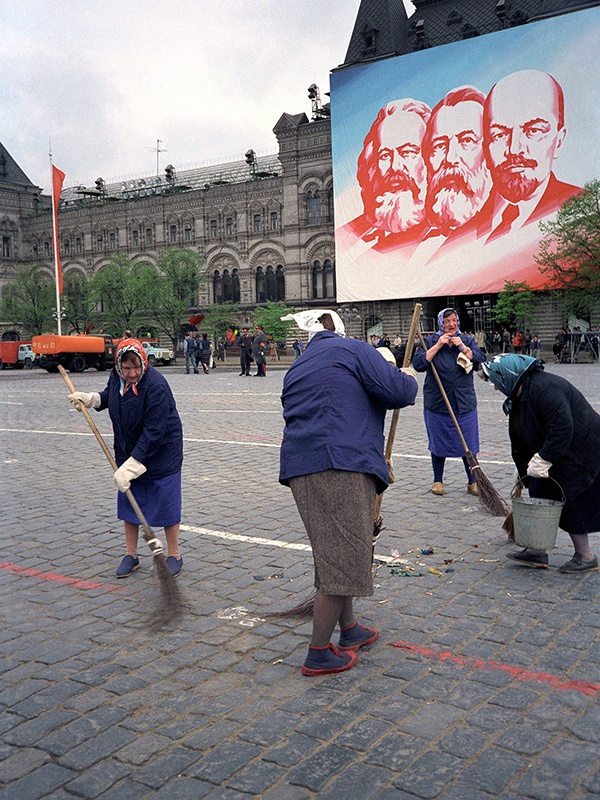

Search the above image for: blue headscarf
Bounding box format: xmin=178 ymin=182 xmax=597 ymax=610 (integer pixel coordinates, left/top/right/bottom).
xmin=481 ymin=353 xmax=543 ymax=414
xmin=437 ymin=308 xmax=461 ymax=336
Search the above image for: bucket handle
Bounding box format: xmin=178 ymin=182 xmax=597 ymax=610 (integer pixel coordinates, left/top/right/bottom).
xmin=511 ymin=475 xmax=566 ymax=504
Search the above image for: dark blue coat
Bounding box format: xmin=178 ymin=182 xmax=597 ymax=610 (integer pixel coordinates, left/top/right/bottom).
xmin=412 ymin=332 xmax=485 ymax=415
xmin=98 ymin=367 xmax=183 ymax=478
xmin=279 ymin=331 xmax=418 ymax=494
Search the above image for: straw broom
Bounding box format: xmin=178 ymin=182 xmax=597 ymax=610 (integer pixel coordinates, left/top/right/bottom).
xmin=268 ymin=303 xmax=423 ymax=619
xmin=415 ymin=329 xmax=509 ymax=518
xmin=59 ymin=366 xmax=184 ymax=630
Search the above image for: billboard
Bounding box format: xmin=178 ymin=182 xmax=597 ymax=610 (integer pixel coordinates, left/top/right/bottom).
xmin=331 ymin=7 xmax=600 ymax=302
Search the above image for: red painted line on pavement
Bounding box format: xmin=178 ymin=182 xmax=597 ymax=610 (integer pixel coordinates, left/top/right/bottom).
xmin=392 ymin=640 xmax=600 ymax=697
xmin=0 ymin=562 xmax=126 ymax=593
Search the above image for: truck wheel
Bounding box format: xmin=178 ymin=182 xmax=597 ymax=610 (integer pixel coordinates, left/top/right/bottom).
xmin=0 ymin=359 xmax=3 ymax=370
xmin=23 ymin=359 xmax=33 ymax=370
xmin=70 ymin=355 xmax=87 ymax=373
xmin=147 ymin=355 xmax=156 ymax=366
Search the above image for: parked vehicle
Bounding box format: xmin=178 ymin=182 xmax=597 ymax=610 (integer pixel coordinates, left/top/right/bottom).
xmin=140 ymin=341 xmax=174 ymax=366
xmin=32 ymin=335 xmax=116 ymax=373
xmin=0 ymin=341 xmax=37 ymax=370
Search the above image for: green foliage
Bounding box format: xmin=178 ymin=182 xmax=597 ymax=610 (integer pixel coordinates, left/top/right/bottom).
xmin=0 ymin=264 xmax=55 ymax=336
xmin=62 ymin=272 xmax=98 ymax=334
xmin=201 ymin=302 xmax=241 ymax=340
xmin=492 ymin=281 xmax=537 ymax=331
xmin=145 ymin=248 xmax=206 ymax=351
xmin=89 ymin=252 xmax=157 ymax=337
xmin=536 ymin=180 xmax=600 ymax=318
xmin=253 ymin=301 xmax=294 ymax=342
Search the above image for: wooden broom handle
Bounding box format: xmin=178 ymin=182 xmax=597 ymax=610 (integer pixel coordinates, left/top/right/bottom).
xmin=58 ymin=365 xmax=159 ymax=547
xmin=415 ymin=328 xmax=470 ymax=455
xmin=374 ymin=303 xmax=422 ymax=519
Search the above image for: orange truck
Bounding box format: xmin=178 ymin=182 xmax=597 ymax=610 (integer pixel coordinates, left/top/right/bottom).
xmin=0 ymin=341 xmax=37 ymax=369
xmin=32 ymin=334 xmax=116 ymax=373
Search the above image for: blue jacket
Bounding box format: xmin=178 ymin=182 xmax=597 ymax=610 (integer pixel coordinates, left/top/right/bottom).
xmin=412 ymin=333 xmax=484 ymax=415
xmin=98 ymin=367 xmax=183 ymax=478
xmin=279 ymin=331 xmax=418 ymax=493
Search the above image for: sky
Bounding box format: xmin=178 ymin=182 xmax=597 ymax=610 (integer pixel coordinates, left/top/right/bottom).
xmin=0 ymin=0 xmax=415 ymax=195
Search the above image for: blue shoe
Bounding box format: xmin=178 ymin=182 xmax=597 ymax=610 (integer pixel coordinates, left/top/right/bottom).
xmin=301 ymin=643 xmax=358 ymax=676
xmin=116 ymin=555 xmax=139 ymax=578
xmin=166 ymin=556 xmax=183 ymax=577
xmin=338 ymin=622 xmax=379 ymax=652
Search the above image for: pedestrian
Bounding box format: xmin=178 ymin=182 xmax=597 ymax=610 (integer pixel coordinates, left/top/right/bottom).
xmin=480 ymin=353 xmax=600 ymax=573
xmin=252 ymin=324 xmax=268 ymax=377
xmin=67 ymin=338 xmax=184 ymax=578
xmin=238 ymin=327 xmax=254 ymax=375
xmin=184 ymin=331 xmax=198 ymax=374
xmin=268 ymin=336 xmax=278 ymax=361
xmin=412 ymin=307 xmax=485 ymax=496
xmin=513 ymin=330 xmax=526 ymax=354
xmin=279 ymin=312 xmax=418 ymax=676
xmin=529 ymin=335 xmax=542 ymax=358
xmin=198 ymin=333 xmax=212 ymax=374
xmin=292 ymin=337 xmax=304 ymax=359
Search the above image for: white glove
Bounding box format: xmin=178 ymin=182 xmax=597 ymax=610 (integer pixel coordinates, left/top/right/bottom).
xmin=68 ymin=391 xmax=101 ymax=411
xmin=376 ymin=347 xmax=397 ymax=365
xmin=114 ymin=457 xmax=147 ymax=492
xmin=527 ymin=453 xmax=552 ymax=479
xmin=400 ymin=365 xmax=417 ymax=380
xmin=456 ymin=352 xmax=473 ymax=374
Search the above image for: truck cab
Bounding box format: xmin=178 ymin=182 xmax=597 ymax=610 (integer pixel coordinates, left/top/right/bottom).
xmin=140 ymin=341 xmax=174 ymax=366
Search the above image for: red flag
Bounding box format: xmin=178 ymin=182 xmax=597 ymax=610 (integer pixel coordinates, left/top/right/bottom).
xmin=52 ymin=165 xmax=65 ymax=294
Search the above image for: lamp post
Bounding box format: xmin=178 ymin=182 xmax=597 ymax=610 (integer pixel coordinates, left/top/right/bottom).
xmin=338 ymin=305 xmax=362 ymax=338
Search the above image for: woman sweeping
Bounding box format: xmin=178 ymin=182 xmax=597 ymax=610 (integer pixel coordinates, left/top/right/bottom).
xmin=413 ymin=308 xmax=485 ymax=496
xmin=480 ymin=354 xmax=600 ymax=573
xmin=68 ymin=338 xmax=184 ymax=578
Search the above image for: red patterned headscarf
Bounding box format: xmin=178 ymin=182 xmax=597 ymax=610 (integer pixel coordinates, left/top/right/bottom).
xmin=115 ymin=338 xmax=148 ymax=394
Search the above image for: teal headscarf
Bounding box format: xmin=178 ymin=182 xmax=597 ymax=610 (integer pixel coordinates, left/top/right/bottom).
xmin=480 ymin=353 xmax=543 ymax=414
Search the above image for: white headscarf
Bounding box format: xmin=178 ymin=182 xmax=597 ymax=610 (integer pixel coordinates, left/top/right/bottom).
xmin=280 ymin=309 xmax=346 ymax=338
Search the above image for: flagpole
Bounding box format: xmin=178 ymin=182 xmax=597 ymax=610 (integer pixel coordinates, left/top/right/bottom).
xmin=49 ymin=141 xmax=63 ymax=335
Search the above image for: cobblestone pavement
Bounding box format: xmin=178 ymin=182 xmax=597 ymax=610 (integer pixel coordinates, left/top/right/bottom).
xmin=1 ymin=358 xmax=600 ymax=800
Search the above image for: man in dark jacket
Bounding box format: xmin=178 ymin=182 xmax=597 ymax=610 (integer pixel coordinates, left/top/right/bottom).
xmin=252 ymin=325 xmax=268 ymax=377
xmin=238 ymin=328 xmax=253 ymax=376
xmin=280 ymin=313 xmax=418 ymax=675
xmin=481 ymin=354 xmax=600 ymax=573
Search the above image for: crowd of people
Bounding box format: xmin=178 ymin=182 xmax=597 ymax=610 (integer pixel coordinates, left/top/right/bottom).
xmin=66 ymin=307 xmax=600 ymax=678
xmin=182 ymin=324 xmax=278 ymax=377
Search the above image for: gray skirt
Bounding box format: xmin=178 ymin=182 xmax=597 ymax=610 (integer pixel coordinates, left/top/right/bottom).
xmin=289 ymin=469 xmax=377 ymax=597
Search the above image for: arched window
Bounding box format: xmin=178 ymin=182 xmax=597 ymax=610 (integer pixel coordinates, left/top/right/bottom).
xmin=254 ymin=214 xmax=262 ymax=233
xmin=132 ymin=230 xmax=139 ymax=247
xmin=312 ymin=260 xmax=323 ymax=299
xmin=232 ymin=269 xmax=240 ymax=303
xmin=276 ymin=266 xmax=285 ymax=301
xmin=146 ymin=228 xmax=153 ymax=245
xmin=270 ymin=211 xmax=279 ymax=230
xmin=213 ymin=270 xmax=223 ymax=304
xmin=170 ymin=224 xmax=177 ymax=243
xmin=323 ymin=259 xmax=335 ymax=298
xmin=184 ymin=223 xmax=191 ymax=241
xmin=307 ymin=190 xmax=321 ymax=225
xmin=226 ymin=217 xmax=234 ymax=236
xmin=266 ymin=266 xmax=277 ymax=301
xmin=222 ymin=269 xmax=233 ymax=302
xmin=210 ymin=220 xmax=218 ymax=238
xmin=256 ymin=267 xmax=266 ymax=303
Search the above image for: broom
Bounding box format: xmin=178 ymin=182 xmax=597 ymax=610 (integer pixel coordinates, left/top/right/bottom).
xmin=268 ymin=303 xmax=423 ymax=619
xmin=59 ymin=366 xmax=184 ymax=630
xmin=415 ymin=329 xmax=509 ymax=518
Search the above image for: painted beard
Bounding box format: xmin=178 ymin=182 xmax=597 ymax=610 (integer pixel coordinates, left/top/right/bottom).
xmin=492 ymin=155 xmax=539 ymax=203
xmin=371 ymin=171 xmax=426 ymax=233
xmin=427 ymin=162 xmax=492 ymax=235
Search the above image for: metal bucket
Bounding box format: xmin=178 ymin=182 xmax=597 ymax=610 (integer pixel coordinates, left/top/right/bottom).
xmin=511 ymin=478 xmax=565 ymax=551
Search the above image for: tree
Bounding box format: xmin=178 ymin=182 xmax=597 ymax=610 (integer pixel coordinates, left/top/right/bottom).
xmin=492 ymin=281 xmax=537 ymax=332
xmin=62 ymin=272 xmax=98 ymax=334
xmin=89 ymin=252 xmax=156 ymax=337
xmin=145 ymin=248 xmax=206 ymax=354
xmin=254 ymin=301 xmax=295 ymax=344
xmin=201 ymin=302 xmax=241 ymax=341
xmin=536 ymin=180 xmax=600 ymax=319
xmin=0 ymin=264 xmax=55 ymax=336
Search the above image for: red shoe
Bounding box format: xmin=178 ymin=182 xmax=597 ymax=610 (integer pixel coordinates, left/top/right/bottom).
xmin=301 ymin=643 xmax=358 ymax=676
xmin=338 ymin=622 xmax=379 ymax=651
